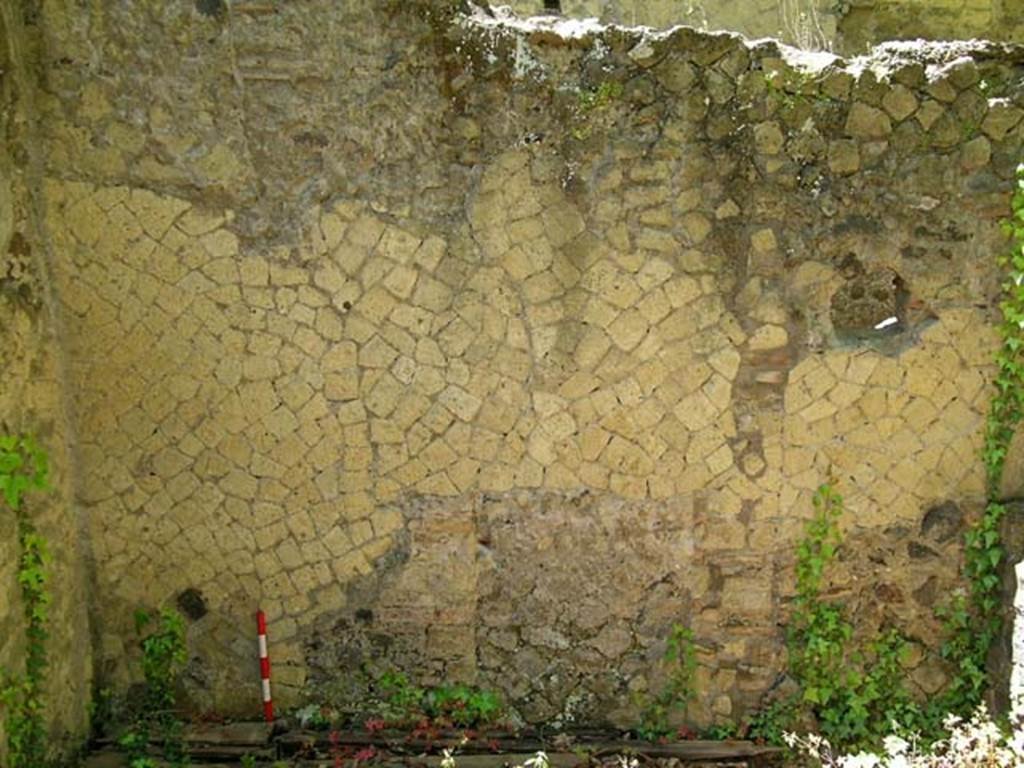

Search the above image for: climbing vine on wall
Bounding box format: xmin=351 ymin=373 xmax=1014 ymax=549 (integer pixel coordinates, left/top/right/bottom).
xmin=983 ymin=164 xmax=1024 ymax=489
xmin=0 ymin=434 xmax=51 ymax=768
xmin=787 ymin=483 xmax=918 ymax=751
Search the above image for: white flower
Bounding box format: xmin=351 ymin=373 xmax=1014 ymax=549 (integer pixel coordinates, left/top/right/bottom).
xmin=786 ymin=703 xmax=1024 ymax=768
xmin=522 ymin=751 xmax=549 ymax=768
xmin=440 ymin=748 xmax=457 ymax=768
xmin=838 ymin=752 xmax=880 ymax=768
xmin=882 ymin=735 xmax=909 ymax=756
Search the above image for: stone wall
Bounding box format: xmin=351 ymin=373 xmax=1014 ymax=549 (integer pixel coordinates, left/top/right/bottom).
xmin=503 ymin=0 xmax=1024 ymax=55
xmin=23 ymin=0 xmax=1024 ymax=730
xmin=0 ymin=3 xmax=93 ymax=762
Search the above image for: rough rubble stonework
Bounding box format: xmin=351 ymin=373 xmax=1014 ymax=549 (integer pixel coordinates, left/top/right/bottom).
xmin=4 ymin=0 xmax=1024 ymax=739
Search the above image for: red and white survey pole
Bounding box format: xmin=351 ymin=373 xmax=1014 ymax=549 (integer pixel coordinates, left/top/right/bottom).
xmin=256 ymin=609 xmax=274 ymax=722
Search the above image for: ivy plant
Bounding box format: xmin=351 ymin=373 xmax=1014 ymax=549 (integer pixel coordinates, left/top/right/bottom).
xmin=121 ymin=607 xmax=189 ymax=767
xmin=0 ymin=434 xmax=51 ymax=768
xmin=0 ymin=434 xmax=48 ymax=512
xmin=636 ymin=623 xmax=697 ymax=740
xmin=787 ymin=483 xmax=917 ymax=751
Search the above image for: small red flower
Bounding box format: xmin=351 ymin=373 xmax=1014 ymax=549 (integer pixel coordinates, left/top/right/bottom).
xmin=354 ymin=746 xmax=378 ymax=763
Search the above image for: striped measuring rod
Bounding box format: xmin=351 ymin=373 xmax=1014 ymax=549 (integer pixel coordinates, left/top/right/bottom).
xmin=256 ymin=609 xmax=274 ymax=722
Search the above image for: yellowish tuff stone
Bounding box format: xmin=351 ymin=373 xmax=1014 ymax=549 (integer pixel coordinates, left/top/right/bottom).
xmin=635 ymin=258 xmax=672 ymax=289
xmin=681 ymin=211 xmax=713 ymax=244
xmin=753 ymin=121 xmax=785 ymax=154
xmin=961 ymin=136 xmax=991 ymax=170
xmin=438 ymin=385 xmax=482 ymax=421
xmin=601 ymin=436 xmax=655 ymax=476
xmin=674 ymin=391 xmax=719 ymax=431
xmin=915 ymin=99 xmax=945 ymax=131
xmin=828 ymin=139 xmax=861 ymax=175
xmin=377 ymin=227 xmax=422 ymax=264
xmin=747 ymin=324 xmax=788 ymax=351
xmin=705 ymin=443 xmax=733 ymax=476
xmin=846 ymin=102 xmax=892 ymax=139
xmin=583 ymin=261 xmax=643 ymax=308
xmin=713 ymin=198 xmax=739 ymax=219
xmin=982 ymin=100 xmax=1024 ymax=141
xmin=577 ymin=424 xmax=610 ymax=462
xmin=750 ymin=228 xmax=777 ymax=253
xmin=608 ymin=309 xmax=650 ymax=351
xmin=721 ymin=577 xmax=771 ymax=619
xmin=127 ymin=188 xmax=191 ymax=239
xmin=882 ymin=85 xmax=919 ymax=122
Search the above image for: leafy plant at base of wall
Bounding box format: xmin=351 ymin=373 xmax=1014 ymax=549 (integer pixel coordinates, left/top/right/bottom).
xmin=787 ymin=484 xmax=917 ymax=751
xmin=122 ymin=607 xmax=189 ymax=767
xmin=0 ymin=434 xmax=51 ymax=768
xmin=136 ymin=608 xmax=187 ymax=714
xmin=742 ymin=696 xmax=798 ymax=746
xmin=375 ymin=669 xmax=425 ymax=723
xmin=701 ymin=721 xmax=738 ymax=740
xmin=423 ymin=683 xmax=503 ymax=728
xmin=366 ymin=669 xmax=503 ymax=728
xmin=635 ymin=623 xmax=697 ymax=741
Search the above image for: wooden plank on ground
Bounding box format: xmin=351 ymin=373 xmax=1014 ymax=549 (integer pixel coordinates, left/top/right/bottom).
xmin=84 ymin=752 xmax=244 ymax=768
xmin=288 ymin=758 xmax=753 ymax=768
xmin=276 ymin=731 xmax=780 ymax=762
xmin=183 ymin=720 xmax=274 ymax=745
